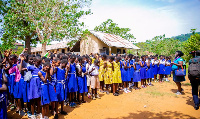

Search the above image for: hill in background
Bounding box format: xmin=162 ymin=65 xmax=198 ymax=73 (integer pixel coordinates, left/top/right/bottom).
xmin=172 ymin=32 xmax=200 ymax=42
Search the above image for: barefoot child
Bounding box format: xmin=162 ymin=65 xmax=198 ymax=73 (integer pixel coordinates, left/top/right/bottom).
xmin=38 ymin=62 xmax=51 ymax=119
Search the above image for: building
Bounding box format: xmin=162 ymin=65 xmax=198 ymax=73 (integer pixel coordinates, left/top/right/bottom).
xmin=14 ymin=42 xmax=24 ymax=52
xmin=71 ymin=31 xmax=140 ymax=56
xmin=31 ymin=42 xmax=70 ymax=55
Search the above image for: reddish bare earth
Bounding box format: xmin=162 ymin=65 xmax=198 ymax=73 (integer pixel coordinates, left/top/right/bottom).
xmin=8 ymin=76 xmax=200 ymax=119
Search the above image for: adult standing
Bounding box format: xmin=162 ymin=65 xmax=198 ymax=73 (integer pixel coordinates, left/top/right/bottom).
xmin=171 ymin=51 xmax=185 ymax=95
xmin=188 ymin=50 xmax=200 ymax=110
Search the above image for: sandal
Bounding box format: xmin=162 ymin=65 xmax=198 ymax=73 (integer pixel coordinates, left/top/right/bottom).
xmin=113 ymin=93 xmax=119 ymax=96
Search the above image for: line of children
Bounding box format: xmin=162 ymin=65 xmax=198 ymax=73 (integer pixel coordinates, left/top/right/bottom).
xmin=1 ymin=48 xmax=173 ymax=119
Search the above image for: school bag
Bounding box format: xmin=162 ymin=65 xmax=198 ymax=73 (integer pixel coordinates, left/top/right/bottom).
xmin=188 ymin=57 xmax=200 ymax=78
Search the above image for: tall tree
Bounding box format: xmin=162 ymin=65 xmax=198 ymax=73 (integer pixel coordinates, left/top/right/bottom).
xmin=94 ymin=19 xmax=135 ymax=42
xmin=1 ymin=0 xmax=38 ymax=53
xmin=1 ymin=0 xmax=91 ymax=55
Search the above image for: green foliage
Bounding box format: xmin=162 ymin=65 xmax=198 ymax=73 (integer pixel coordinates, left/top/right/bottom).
xmin=1 ymin=0 xmax=37 ymax=52
xmin=136 ymin=34 xmax=183 ymax=57
xmin=182 ymin=32 xmax=200 ymax=61
xmin=172 ymin=32 xmax=200 ymax=42
xmin=14 ymin=46 xmax=24 ymax=55
xmin=94 ymin=19 xmax=135 ymax=42
xmin=1 ymin=0 xmax=91 ymax=55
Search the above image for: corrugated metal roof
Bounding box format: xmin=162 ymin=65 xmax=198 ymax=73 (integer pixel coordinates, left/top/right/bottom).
xmin=90 ymin=31 xmax=140 ymax=49
xmin=31 ymin=41 xmax=69 ymax=52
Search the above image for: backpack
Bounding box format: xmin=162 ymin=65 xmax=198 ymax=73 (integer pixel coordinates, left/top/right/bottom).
xmin=188 ymin=57 xmax=200 ymax=78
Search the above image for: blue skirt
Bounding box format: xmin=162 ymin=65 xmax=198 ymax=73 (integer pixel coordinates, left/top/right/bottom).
xmin=165 ymin=66 xmax=171 ymax=75
xmin=9 ymin=74 xmax=15 ymax=94
xmin=133 ymin=70 xmax=141 ymax=82
xmin=41 ymin=84 xmax=50 ymax=105
xmin=67 ymin=74 xmax=78 ymax=93
xmin=49 ymin=82 xmax=58 ymax=102
xmin=56 ymin=81 xmax=65 ymax=102
xmin=153 ymin=65 xmax=158 ymax=75
xmin=140 ymin=68 xmax=147 ymax=79
xmin=28 ymin=77 xmax=41 ymax=100
xmin=77 ymin=76 xmax=88 ymax=94
xmin=23 ymin=81 xmax=30 ymax=103
xmin=146 ymin=68 xmax=154 ymax=79
xmin=158 ymin=64 xmax=165 ymax=74
xmin=130 ymin=67 xmax=134 ymax=79
xmin=13 ymin=78 xmax=24 ymax=99
xmin=122 ymin=69 xmax=131 ymax=82
xmin=0 ymin=96 xmax=7 ymax=119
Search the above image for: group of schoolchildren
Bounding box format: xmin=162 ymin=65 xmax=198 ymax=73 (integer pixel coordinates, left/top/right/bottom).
xmin=0 ymin=49 xmax=173 ymax=119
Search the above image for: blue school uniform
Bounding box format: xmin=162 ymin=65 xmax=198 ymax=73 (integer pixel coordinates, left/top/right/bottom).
xmin=27 ymin=65 xmax=41 ymax=100
xmin=56 ymin=67 xmax=65 ymax=102
xmin=67 ymin=63 xmax=78 ymax=93
xmin=140 ymin=61 xmax=147 ymax=79
xmin=158 ymin=59 xmax=165 ymax=74
xmin=121 ymin=61 xmax=131 ymax=82
xmin=120 ymin=61 xmax=125 ymax=81
xmin=0 ymin=69 xmax=7 ymax=119
xmin=39 ymin=71 xmax=50 ymax=105
xmin=49 ymin=72 xmax=58 ymax=102
xmin=77 ymin=65 xmax=88 ymax=94
xmin=165 ymin=60 xmax=171 ymax=75
xmin=129 ymin=60 xmax=135 ymax=79
xmin=9 ymin=64 xmax=17 ymax=95
xmin=133 ymin=63 xmax=141 ymax=82
xmin=13 ymin=77 xmax=24 ymax=99
xmin=152 ymin=60 xmax=159 ymax=75
xmin=146 ymin=63 xmax=154 ymax=79
xmin=22 ymin=62 xmax=30 ymax=103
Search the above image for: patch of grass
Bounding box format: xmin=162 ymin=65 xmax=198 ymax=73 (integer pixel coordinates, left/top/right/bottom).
xmin=145 ymin=91 xmax=176 ymax=97
xmin=183 ymin=83 xmax=191 ymax=86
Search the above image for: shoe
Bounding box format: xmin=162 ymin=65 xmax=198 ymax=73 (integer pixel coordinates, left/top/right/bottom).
xmin=16 ymin=110 xmax=19 ymax=113
xmin=175 ymin=91 xmax=182 ymax=95
xmin=54 ymin=114 xmax=58 ymax=119
xmin=194 ymin=104 xmax=199 ymax=110
xmin=92 ymin=94 xmax=96 ymax=100
xmin=106 ymin=91 xmax=110 ymax=95
xmin=127 ymin=89 xmax=131 ymax=93
xmin=44 ymin=116 xmax=49 ymax=119
xmin=88 ymin=93 xmax=91 ymax=99
xmin=124 ymin=90 xmax=128 ymax=93
xmin=69 ymin=102 xmax=76 ymax=108
xmin=181 ymin=88 xmax=184 ymax=92
xmin=113 ymin=93 xmax=119 ymax=96
xmin=10 ymin=105 xmax=16 ymax=111
xmin=30 ymin=115 xmax=36 ymax=119
xmin=19 ymin=110 xmax=26 ymax=116
xmin=95 ymin=94 xmax=101 ymax=99
xmin=37 ymin=113 xmax=42 ymax=119
xmin=60 ymin=111 xmax=68 ymax=115
xmin=27 ymin=111 xmax=32 ymax=118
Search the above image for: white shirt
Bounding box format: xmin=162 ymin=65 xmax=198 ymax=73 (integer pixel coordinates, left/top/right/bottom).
xmin=159 ymin=59 xmax=166 ymax=65
xmin=89 ymin=64 xmax=99 ymax=76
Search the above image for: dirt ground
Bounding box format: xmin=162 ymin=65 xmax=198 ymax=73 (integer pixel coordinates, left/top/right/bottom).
xmin=8 ymin=76 xmax=200 ymax=119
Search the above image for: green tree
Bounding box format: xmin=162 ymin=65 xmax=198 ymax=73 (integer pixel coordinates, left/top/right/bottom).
xmin=94 ymin=19 xmax=135 ymax=42
xmin=182 ymin=31 xmax=200 ymax=61
xmin=1 ymin=0 xmax=38 ymax=53
xmin=1 ymin=0 xmax=91 ymax=55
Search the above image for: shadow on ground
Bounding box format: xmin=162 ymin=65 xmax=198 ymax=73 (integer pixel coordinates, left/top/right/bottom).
xmin=107 ymin=111 xmax=198 ymax=119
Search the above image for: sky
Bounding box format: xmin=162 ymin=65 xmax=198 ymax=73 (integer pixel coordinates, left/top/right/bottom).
xmin=81 ymin=0 xmax=200 ymax=42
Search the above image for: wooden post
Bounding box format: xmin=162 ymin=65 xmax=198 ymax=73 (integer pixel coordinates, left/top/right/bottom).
xmin=109 ymin=47 xmax=111 ymax=56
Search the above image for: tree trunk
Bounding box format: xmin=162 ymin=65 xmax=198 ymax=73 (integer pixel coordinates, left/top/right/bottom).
xmin=42 ymin=42 xmax=47 ymax=56
xmin=25 ymin=35 xmax=31 ymax=54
